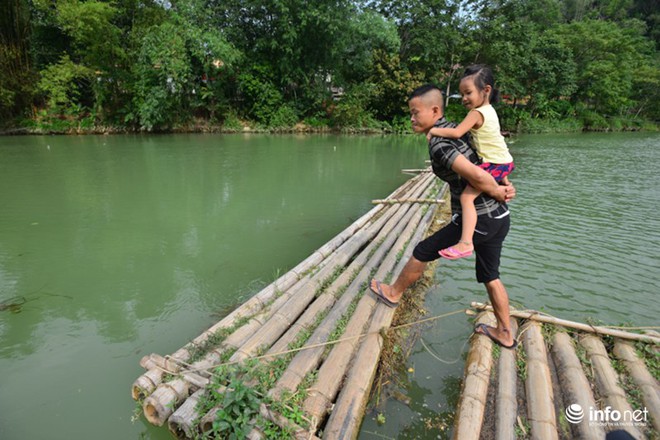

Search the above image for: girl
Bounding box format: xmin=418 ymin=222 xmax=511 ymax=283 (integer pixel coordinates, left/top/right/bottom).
xmin=427 ymin=65 xmax=514 ymax=260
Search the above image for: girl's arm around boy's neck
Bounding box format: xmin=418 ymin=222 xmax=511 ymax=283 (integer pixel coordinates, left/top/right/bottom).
xmin=427 ymin=110 xmax=483 ymax=141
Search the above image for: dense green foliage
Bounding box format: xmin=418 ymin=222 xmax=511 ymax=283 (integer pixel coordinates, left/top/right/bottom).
xmin=1 ymin=0 xmax=658 ymax=132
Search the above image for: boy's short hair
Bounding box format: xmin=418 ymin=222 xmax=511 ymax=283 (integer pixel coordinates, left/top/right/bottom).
xmin=408 ymin=84 xmax=444 ymax=109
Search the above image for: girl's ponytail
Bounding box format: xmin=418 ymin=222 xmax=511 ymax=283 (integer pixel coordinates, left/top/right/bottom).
xmin=490 ymin=87 xmax=500 ymax=104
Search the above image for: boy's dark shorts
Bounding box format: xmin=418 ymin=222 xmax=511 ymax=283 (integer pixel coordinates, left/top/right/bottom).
xmin=412 ymin=212 xmax=510 ymax=283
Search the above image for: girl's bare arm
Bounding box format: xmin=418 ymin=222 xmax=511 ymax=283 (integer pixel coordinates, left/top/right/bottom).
xmin=427 ymin=110 xmax=483 ymax=140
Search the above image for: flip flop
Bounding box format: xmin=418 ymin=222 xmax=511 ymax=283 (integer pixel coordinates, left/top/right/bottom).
xmin=370 ymin=280 xmax=399 ymax=308
xmin=474 ymin=323 xmax=518 ymax=349
xmin=439 ymin=246 xmax=473 ymax=260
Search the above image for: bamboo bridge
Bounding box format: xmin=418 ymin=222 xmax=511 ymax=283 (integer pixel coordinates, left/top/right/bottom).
xmin=131 ymin=169 xmax=659 ymax=439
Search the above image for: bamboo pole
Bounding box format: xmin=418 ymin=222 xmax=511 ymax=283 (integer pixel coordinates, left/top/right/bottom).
xmin=451 ymin=313 xmax=496 ymax=440
xmin=471 ymin=302 xmax=660 ymax=345
xmin=495 ymin=319 xmax=519 ymax=440
xmin=139 ymin=353 xmax=177 ymax=370
xmin=132 ymin=368 xmax=165 ymax=400
xmin=371 ymin=198 xmax=444 ymax=204
xmin=389 ymin=167 xmax=431 ymax=198
xmin=143 ymin=379 xmax=190 ymax=426
xmin=550 ymin=331 xmax=605 ymax=440
xmin=401 ymin=168 xmax=432 ymax=173
xmin=613 ymin=339 xmax=660 ymax=432
xmin=523 ymin=321 xmax=558 ymax=440
xmin=321 ymin=300 xmax=390 ymax=440
xmin=580 ymin=334 xmax=646 ymax=440
xmin=167 ymin=389 xmax=206 ymax=439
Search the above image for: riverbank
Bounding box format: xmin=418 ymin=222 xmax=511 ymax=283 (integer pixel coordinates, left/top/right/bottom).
xmin=0 ymin=120 xmax=387 ymax=136
xmin=2 ymin=113 xmax=657 ymax=136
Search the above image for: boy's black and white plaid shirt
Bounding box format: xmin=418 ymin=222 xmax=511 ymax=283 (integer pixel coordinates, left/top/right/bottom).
xmin=427 ymin=117 xmax=509 ymax=218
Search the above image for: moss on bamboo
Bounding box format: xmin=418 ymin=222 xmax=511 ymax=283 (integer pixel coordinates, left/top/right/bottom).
xmin=186 ymin=326 xmax=241 ymax=364
xmin=516 ymin=345 xmax=528 ymax=382
xmin=541 ymin=321 xmax=563 ymax=347
xmin=611 ymin=357 xmax=645 ymax=411
xmin=324 ymin=292 xmax=362 ymax=353
xmin=332 ymin=267 xmax=360 ymax=299
xmin=515 ymin=414 xmax=531 ymax=439
xmin=635 ymin=340 xmax=660 ymax=382
xmin=314 ymin=265 xmax=344 ymax=297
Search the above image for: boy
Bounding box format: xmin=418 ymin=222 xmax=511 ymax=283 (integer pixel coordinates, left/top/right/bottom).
xmin=370 ymin=84 xmax=517 ymax=348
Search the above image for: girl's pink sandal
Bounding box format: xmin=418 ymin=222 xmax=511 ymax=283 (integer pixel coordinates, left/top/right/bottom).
xmin=439 ymin=246 xmax=473 ymax=260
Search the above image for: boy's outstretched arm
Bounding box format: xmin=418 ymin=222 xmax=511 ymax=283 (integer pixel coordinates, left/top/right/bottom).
xmin=427 ymin=110 xmax=483 ymax=140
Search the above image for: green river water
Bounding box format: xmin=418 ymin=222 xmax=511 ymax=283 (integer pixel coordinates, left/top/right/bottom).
xmin=0 ymin=132 xmax=658 ymax=439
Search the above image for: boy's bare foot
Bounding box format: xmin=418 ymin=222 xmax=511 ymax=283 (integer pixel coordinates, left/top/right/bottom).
xmin=369 ymin=279 xmax=401 ymax=308
xmin=474 ymin=323 xmax=518 ymax=349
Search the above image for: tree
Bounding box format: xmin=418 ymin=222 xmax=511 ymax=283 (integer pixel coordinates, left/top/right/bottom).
xmin=129 ymin=12 xmax=239 ymax=130
xmin=466 ymin=0 xmax=564 ymax=101
xmin=0 ymin=0 xmax=34 ymax=123
xmin=552 ymin=18 xmax=654 ymax=115
xmin=208 ymin=0 xmax=355 ymax=103
xmin=335 ymin=10 xmax=401 ymax=85
xmin=4 ymin=0 xmax=658 ymax=130
xmin=375 ymin=0 xmax=469 ymax=86
xmin=367 ymin=49 xmax=424 ymax=121
xmin=516 ymin=34 xmax=577 ymax=118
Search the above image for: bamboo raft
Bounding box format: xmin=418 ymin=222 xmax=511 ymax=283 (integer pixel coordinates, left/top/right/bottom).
xmin=132 ymin=168 xmax=447 ymax=439
xmin=456 ymin=302 xmax=659 ymax=440
xmin=132 ymin=166 xmax=659 ymax=439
